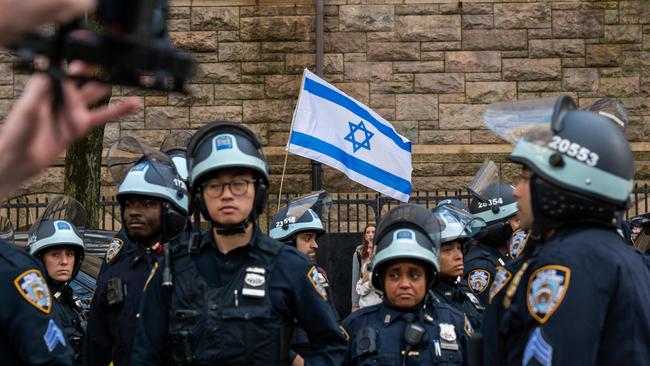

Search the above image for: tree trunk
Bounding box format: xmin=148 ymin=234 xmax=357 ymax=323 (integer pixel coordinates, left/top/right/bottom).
xmin=63 ymin=97 xmax=110 ymax=229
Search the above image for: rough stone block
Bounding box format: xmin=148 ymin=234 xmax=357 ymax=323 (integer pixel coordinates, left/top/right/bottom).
xmin=324 ymin=54 xmax=345 ymax=74
xmin=242 ymin=62 xmax=285 ymax=75
xmin=262 ymin=42 xmax=314 ymax=53
xmin=395 ymin=4 xmax=440 ymax=15
xmin=286 ymin=54 xmax=316 ymax=74
xmin=604 ymin=25 xmax=642 ymax=43
xmin=243 ymin=99 xmax=294 ymax=123
xmin=471 ymin=130 xmax=505 ymax=144
xmin=415 ymin=73 xmax=464 ymax=93
xmin=529 ymin=39 xmax=585 ymax=58
xmin=466 ymin=82 xmax=517 ymax=103
xmin=340 ymin=5 xmax=395 ymax=32
xmin=193 ymin=63 xmax=241 ymax=83
xmin=445 ymin=51 xmax=500 ymax=72
xmin=344 ymin=62 xmax=392 ymax=82
xmin=553 ymin=10 xmax=603 ymax=38
xmin=502 ymin=59 xmax=561 ymax=81
xmin=439 ymin=104 xmax=486 ymax=129
xmin=517 ymin=81 xmax=561 ymax=92
xmin=324 ymin=32 xmax=367 ymax=52
xmin=371 ymin=94 xmax=396 ymax=108
xmin=598 ymin=76 xmax=640 ymax=97
xmin=367 ymin=32 xmax=399 ymax=42
xmin=396 ymin=94 xmax=438 ymax=120
xmin=494 ymin=3 xmax=551 ymax=29
xmin=169 ymin=84 xmax=214 ymax=106
xmin=392 ymin=120 xmax=418 ymax=143
xmin=0 ymin=85 xmax=12 ymax=98
xmin=462 ymin=15 xmax=493 ymax=29
xmin=421 ymin=42 xmax=461 ymax=51
xmin=170 ymin=31 xmax=218 ymax=52
xmin=369 ymin=82 xmax=412 ymax=95
xmin=146 ymin=107 xmax=189 ymax=129
xmin=191 ymin=7 xmax=239 ymax=30
xmin=394 ymin=61 xmax=444 ymax=73
xmin=219 ymin=42 xmax=260 ymax=61
xmin=586 ymin=44 xmax=621 ymax=66
xmin=214 ymin=83 xmax=265 ymax=99
xmin=265 ymin=75 xmax=301 ymax=98
xmin=462 ymin=29 xmax=527 ymax=50
xmin=240 ymin=16 xmax=314 ymax=41
xmin=562 ymin=68 xmax=599 ymax=91
xmin=395 ymin=15 xmax=461 ymax=41
xmin=367 ymin=42 xmax=419 ymax=61
xmin=420 ymin=130 xmax=471 ymax=144
xmin=190 ymin=106 xmax=243 ymax=125
xmin=0 ymin=63 xmax=12 ymax=85
xmin=335 ymin=82 xmax=370 ymax=104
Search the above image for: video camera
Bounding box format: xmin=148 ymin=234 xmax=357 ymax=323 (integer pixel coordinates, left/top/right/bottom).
xmin=9 ymin=0 xmax=195 ymax=93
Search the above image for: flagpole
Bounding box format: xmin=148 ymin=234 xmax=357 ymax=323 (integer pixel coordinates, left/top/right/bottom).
xmin=277 ymin=146 xmax=290 ymax=213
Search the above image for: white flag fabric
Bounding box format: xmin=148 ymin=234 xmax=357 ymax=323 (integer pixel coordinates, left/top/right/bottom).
xmin=288 ymin=69 xmax=412 ymax=202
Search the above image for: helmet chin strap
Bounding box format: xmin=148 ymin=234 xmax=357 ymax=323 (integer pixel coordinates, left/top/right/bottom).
xmin=212 ymin=218 xmax=251 ymax=236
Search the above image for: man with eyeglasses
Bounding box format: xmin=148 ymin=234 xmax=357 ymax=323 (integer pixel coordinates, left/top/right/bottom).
xmin=131 ymin=121 xmax=348 ymax=366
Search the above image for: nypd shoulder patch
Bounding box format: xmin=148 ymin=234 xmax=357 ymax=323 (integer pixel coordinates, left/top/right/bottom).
xmin=105 ymin=238 xmax=124 ymax=263
xmin=509 ymin=229 xmax=530 ymax=259
xmin=489 ymin=266 xmax=513 ymax=304
xmin=14 ymin=269 xmax=51 ymax=314
xmin=527 ymin=265 xmax=571 ymax=324
xmin=467 ymin=269 xmax=491 ymax=294
xmin=308 ymin=266 xmax=328 ymax=301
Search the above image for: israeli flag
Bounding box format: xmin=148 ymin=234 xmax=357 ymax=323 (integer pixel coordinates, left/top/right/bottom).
xmin=288 ymin=69 xmax=412 ymax=202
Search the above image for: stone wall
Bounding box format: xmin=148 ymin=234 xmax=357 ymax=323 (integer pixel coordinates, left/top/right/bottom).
xmin=1 ymin=0 xmax=648 ymax=198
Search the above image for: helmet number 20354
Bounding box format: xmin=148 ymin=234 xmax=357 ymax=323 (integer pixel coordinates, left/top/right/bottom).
xmin=548 ymin=136 xmax=599 ymax=167
xmin=477 ymin=198 xmax=503 ymax=209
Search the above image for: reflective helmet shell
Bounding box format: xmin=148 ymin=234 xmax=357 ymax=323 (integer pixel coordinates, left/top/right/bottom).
xmin=28 ymin=220 xmax=85 ymax=280
xmin=469 ymin=184 xmax=518 ymax=224
xmin=117 ymin=160 xmax=189 ymax=214
xmin=269 ymin=208 xmax=325 ymax=242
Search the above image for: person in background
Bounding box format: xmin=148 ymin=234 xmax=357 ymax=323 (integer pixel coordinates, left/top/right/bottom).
xmin=351 ymin=223 xmax=375 ymax=312
xmin=355 ymin=239 xmax=382 ymax=308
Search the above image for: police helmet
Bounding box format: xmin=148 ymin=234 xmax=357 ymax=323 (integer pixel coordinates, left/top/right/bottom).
xmin=269 ymin=208 xmax=325 ymax=243
xmin=435 ymin=198 xmax=469 ymax=212
xmin=371 ymin=204 xmax=442 ymax=291
xmin=434 ymin=204 xmax=486 ymax=245
xmin=485 ymin=96 xmax=634 ymax=230
xmin=110 ymin=137 xmax=189 ymax=215
xmin=186 ymin=121 xmax=269 ymax=233
xmin=27 ymin=196 xmax=86 ymax=282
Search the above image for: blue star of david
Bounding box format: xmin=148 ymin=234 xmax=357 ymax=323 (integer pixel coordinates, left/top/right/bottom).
xmin=344 ymin=120 xmax=374 ymax=153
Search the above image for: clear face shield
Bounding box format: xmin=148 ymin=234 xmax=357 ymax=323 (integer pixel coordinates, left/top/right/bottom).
xmin=468 ymin=159 xmax=503 ymax=202
xmin=582 ymin=98 xmax=628 ymax=131
xmin=276 ymin=190 xmax=331 ymax=228
xmin=434 ymin=205 xmax=486 ymax=243
xmin=375 ymin=204 xmax=443 ymax=258
xmin=0 ymin=216 xmax=14 ymax=243
xmin=160 ymin=131 xmax=193 ymax=181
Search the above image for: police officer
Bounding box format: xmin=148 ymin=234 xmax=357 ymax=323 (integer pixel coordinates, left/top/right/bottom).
xmin=270 ymin=196 xmax=340 ymax=365
xmin=464 ymin=160 xmax=518 ymax=304
xmin=84 ymin=138 xmax=189 ymax=366
xmin=131 ymin=121 xmax=347 ymax=365
xmin=28 ymin=196 xmax=87 ymax=363
xmin=432 ymin=199 xmax=486 ymax=330
xmin=0 ymin=213 xmax=74 ymax=365
xmin=482 ymin=96 xmax=650 ymax=365
xmin=343 ymin=204 xmax=470 ymax=366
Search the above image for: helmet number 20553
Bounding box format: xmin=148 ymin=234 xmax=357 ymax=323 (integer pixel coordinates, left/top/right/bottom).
xmin=548 ymin=136 xmax=599 ymax=167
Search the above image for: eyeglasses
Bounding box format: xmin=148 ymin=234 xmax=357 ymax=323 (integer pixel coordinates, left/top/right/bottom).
xmin=202 ymin=179 xmax=257 ymax=198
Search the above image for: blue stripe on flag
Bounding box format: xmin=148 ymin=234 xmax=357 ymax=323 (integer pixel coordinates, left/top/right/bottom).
xmin=290 ymin=132 xmax=412 ymax=195
xmin=303 ymin=77 xmax=412 ymax=153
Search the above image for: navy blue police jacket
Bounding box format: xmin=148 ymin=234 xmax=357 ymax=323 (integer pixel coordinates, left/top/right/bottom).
xmin=84 ymin=229 xmax=162 ymax=366
xmin=130 ymin=227 xmax=347 ymax=366
xmin=342 ymin=293 xmax=471 ymax=366
xmin=464 ymin=242 xmax=508 ymax=305
xmin=483 ymin=226 xmax=650 ymax=366
xmin=433 ymin=277 xmax=484 ymax=330
xmin=0 ymin=240 xmax=74 ymax=365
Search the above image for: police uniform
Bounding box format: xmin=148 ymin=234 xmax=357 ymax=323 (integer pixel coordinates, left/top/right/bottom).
xmin=342 ymin=296 xmax=469 ymax=366
xmin=0 ymin=241 xmax=74 ymax=365
xmin=50 ymin=281 xmax=86 ymax=363
xmin=485 ymin=227 xmax=650 ymax=365
xmin=131 ymin=228 xmax=348 ymax=365
xmin=434 ymin=277 xmax=484 ymax=330
xmin=463 ymin=242 xmax=507 ymax=304
xmin=84 ymin=229 xmax=162 ymax=366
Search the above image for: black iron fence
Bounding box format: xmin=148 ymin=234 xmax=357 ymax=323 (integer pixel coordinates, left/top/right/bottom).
xmin=5 ymin=185 xmax=650 ymax=233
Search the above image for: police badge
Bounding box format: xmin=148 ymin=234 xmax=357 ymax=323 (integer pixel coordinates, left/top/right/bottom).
xmin=242 ymin=266 xmax=266 ymax=298
xmin=14 ymin=269 xmax=51 ymax=314
xmin=439 ymin=323 xmax=457 ymax=342
xmin=509 ymin=229 xmax=529 ymax=259
xmin=527 ymin=265 xmax=571 ymax=324
xmin=467 ymin=269 xmax=491 ymax=294
xmin=489 ymin=266 xmax=512 ymax=304
xmin=105 ymin=238 xmax=124 ymax=263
